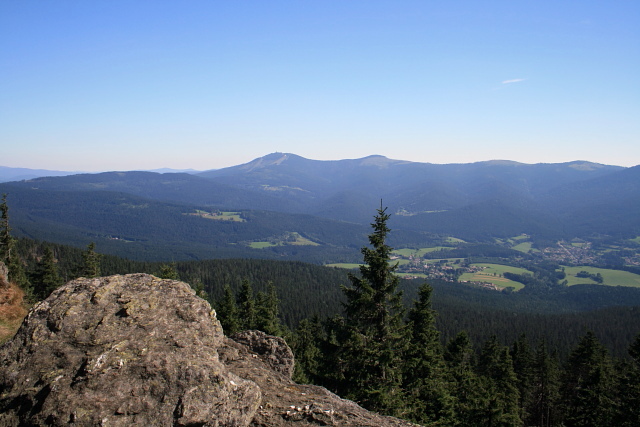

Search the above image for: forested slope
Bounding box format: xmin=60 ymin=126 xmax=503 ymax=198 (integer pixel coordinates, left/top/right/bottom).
xmin=9 ymin=237 xmax=640 ymax=360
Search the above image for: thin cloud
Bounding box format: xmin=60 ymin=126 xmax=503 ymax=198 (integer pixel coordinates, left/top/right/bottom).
xmin=502 ymin=78 xmax=526 ymax=85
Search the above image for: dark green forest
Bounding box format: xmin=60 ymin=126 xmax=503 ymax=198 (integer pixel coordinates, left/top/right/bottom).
xmin=2 ymin=197 xmax=640 ymax=425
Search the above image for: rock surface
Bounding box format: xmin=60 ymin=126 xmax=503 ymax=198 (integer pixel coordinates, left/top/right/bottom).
xmin=0 ymin=274 xmax=417 ymax=426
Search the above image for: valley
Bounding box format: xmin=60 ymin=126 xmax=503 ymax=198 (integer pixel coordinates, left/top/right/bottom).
xmin=1 ymin=153 xmax=639 ymax=287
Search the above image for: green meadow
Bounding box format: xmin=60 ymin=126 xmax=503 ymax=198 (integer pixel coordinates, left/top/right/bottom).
xmin=459 ymin=263 xmax=532 ymax=291
xmin=325 ymin=263 xmax=362 ymax=269
xmin=512 ymin=241 xmax=533 ymax=253
xmin=562 ymin=266 xmax=640 ymax=287
xmin=249 ymin=232 xmax=320 ymax=249
xmin=249 ymin=241 xmax=277 ymax=249
xmin=445 ymin=237 xmax=466 ymax=243
xmin=192 ymin=210 xmax=245 ymax=222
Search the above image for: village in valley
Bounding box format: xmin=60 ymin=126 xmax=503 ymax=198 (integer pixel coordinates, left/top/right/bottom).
xmin=388 ymin=235 xmax=640 ymax=292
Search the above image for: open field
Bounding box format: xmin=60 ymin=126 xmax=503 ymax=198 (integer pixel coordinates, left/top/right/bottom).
xmin=288 ymin=235 xmax=320 ymax=246
xmin=249 ymin=241 xmax=277 ymax=249
xmin=249 ymin=232 xmax=320 ymax=249
xmin=459 ymin=263 xmax=532 ymax=291
xmin=630 ymin=237 xmax=640 ymax=244
xmin=445 ymin=237 xmax=466 ymax=243
xmin=562 ymin=266 xmax=640 ymax=287
xmin=512 ymin=242 xmax=533 ymax=253
xmin=190 ymin=210 xmax=246 ymax=222
xmin=325 ymin=263 xmax=362 ymax=269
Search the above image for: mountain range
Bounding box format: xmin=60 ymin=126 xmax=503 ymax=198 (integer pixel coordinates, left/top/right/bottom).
xmin=1 ymin=153 xmax=638 ymax=261
xmin=0 ymin=166 xmax=199 ymax=183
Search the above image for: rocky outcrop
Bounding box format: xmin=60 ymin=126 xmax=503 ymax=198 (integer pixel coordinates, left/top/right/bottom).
xmin=0 ymin=274 xmax=417 ymax=426
xmin=230 ymin=330 xmax=295 ymax=379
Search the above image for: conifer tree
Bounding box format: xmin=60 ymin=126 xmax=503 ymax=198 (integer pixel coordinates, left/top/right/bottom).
xmin=217 ymin=284 xmax=240 ymax=334
xmin=337 ymin=204 xmax=407 ymax=415
xmin=529 ymin=340 xmax=560 ymax=427
xmin=237 ymin=279 xmax=257 ymax=330
xmin=403 ymin=282 xmax=454 ymax=424
xmin=255 ymin=281 xmax=284 ymax=336
xmin=511 ymin=334 xmax=535 ymax=423
xmin=80 ymin=242 xmax=101 ymax=278
xmin=477 ymin=335 xmax=521 ymax=426
xmin=31 ymin=246 xmax=63 ymax=300
xmin=159 ymin=262 xmax=179 ymax=280
xmin=560 ymin=331 xmax=618 ymax=426
xmin=291 ymin=316 xmax=323 ymax=384
xmin=444 ymin=331 xmax=489 ymax=426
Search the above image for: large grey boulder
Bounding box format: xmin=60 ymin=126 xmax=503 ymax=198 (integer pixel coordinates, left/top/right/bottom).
xmin=231 ymin=330 xmax=295 ymax=380
xmin=0 ymin=274 xmax=260 ymax=426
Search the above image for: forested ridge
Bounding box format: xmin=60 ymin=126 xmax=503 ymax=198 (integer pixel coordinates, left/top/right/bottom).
xmin=2 ymin=198 xmax=640 ymax=425
xmin=2 ymin=159 xmax=640 ymax=265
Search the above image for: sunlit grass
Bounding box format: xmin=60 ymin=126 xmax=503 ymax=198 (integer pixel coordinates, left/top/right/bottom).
xmin=562 ymin=266 xmax=640 ymax=287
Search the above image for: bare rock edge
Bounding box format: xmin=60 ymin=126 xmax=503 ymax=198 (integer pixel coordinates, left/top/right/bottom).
xmin=0 ymin=274 xmax=418 ymax=426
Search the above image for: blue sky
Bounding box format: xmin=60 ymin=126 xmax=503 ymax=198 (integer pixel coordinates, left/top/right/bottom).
xmin=1 ymin=1 xmax=639 ymax=171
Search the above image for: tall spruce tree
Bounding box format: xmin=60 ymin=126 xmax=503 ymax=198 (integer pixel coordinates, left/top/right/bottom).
xmin=237 ymin=279 xmax=257 ymax=330
xmin=337 ymin=204 xmax=407 ymax=415
xmin=477 ymin=335 xmax=522 ymax=426
xmin=445 ymin=331 xmax=489 ymax=426
xmin=560 ymin=331 xmax=618 ymax=426
xmin=31 ymin=246 xmax=63 ymax=300
xmin=80 ymin=242 xmax=101 ymax=278
xmin=529 ymin=340 xmax=560 ymax=427
xmin=217 ymin=284 xmax=240 ymax=334
xmin=511 ymin=334 xmax=535 ymax=423
xmin=255 ymin=281 xmax=284 ymax=336
xmin=291 ymin=316 xmax=323 ymax=384
xmin=403 ymin=282 xmax=454 ymax=424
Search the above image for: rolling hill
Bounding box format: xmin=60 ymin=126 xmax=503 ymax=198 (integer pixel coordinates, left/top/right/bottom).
xmin=2 ymin=153 xmax=638 ymax=261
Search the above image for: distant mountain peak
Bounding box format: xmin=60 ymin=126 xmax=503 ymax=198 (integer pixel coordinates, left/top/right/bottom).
xmin=479 ymin=160 xmax=523 ymax=166
xmin=358 ymin=155 xmax=410 ymax=168
xmin=240 ymin=152 xmax=299 ymax=172
xmin=564 ymin=161 xmax=607 ymax=171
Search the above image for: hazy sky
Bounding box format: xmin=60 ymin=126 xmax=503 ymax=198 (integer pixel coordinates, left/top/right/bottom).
xmin=1 ymin=1 xmax=639 ymax=171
